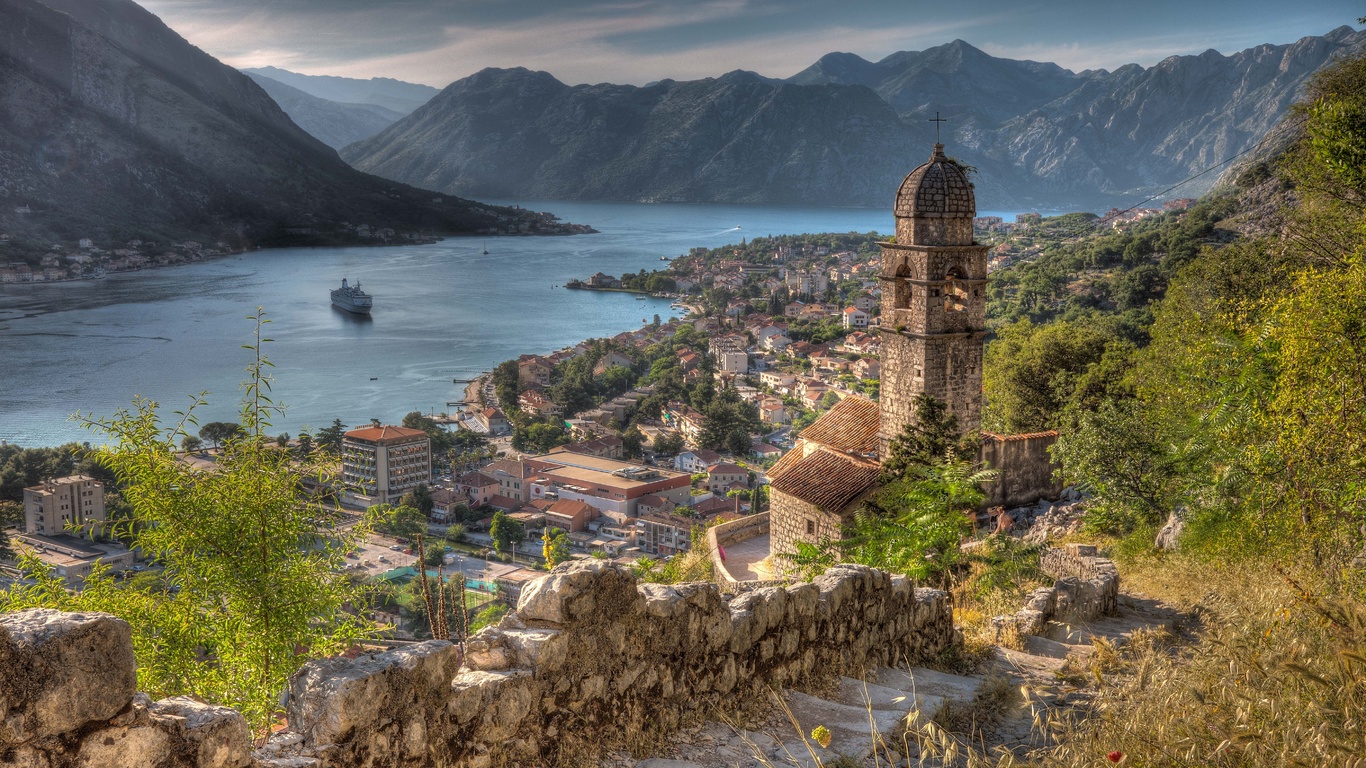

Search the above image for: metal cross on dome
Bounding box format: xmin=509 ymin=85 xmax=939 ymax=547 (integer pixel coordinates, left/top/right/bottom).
xmin=929 ymin=111 xmax=948 ymax=143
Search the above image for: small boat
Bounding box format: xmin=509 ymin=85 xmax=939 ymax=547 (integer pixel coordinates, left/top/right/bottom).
xmin=482 ymin=242 xmax=489 ymax=255
xmin=635 ymin=296 xmax=648 ymax=300
xmin=369 ymin=377 xmax=378 ymax=381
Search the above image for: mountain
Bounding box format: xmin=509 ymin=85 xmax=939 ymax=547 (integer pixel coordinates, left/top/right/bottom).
xmin=241 ymin=66 xmax=438 ymax=115
xmin=342 ymin=68 xmax=926 ymax=206
xmin=0 ymin=0 xmax=577 ymax=254
xmin=245 ymin=72 xmax=404 ymax=149
xmin=344 ymin=30 xmax=1366 ymax=210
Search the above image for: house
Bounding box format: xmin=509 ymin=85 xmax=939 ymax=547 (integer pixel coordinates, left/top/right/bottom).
xmin=518 ymin=356 xmax=553 ymax=388
xmin=759 ymin=399 xmax=789 ymax=425
xmin=749 ymin=443 xmax=783 ymax=461
xmin=709 ymin=335 xmax=749 ymax=374
xmin=676 ymin=350 xmax=701 ymax=372
xmin=454 ymin=471 xmax=499 ymax=506
xmin=759 ymin=371 xmax=796 ymax=392
xmin=634 ymin=512 xmax=696 ymax=556
xmin=693 ymin=495 xmax=744 ymax=518
xmin=853 ymin=293 xmax=877 ymax=313
xmin=486 ymin=495 xmax=523 ymax=512
xmin=545 ymin=499 xmax=597 ymax=533
xmin=340 ymin=424 xmax=432 ymax=507
xmin=588 ymin=272 xmax=621 ymax=288
xmin=663 ymin=405 xmax=706 ymax=445
xmin=852 ymin=358 xmax=881 ymax=379
xmin=675 ymin=449 xmax=723 ymax=474
xmin=518 ymin=389 xmax=561 ymax=417
xmin=706 ymin=463 xmax=749 ymax=492
xmin=592 ymin=351 xmax=634 ymax=377
xmin=842 ymin=307 xmax=869 ymax=329
xmin=473 ymin=407 xmax=511 ymax=436
xmin=528 ymin=450 xmax=693 ymax=516
xmin=635 ymin=494 xmax=677 ymax=516
xmin=429 ymin=488 xmax=468 ymax=522
xmin=760 ymin=333 xmax=792 ymax=353
xmin=784 ymin=301 xmax=806 ymax=318
xmin=484 ymin=458 xmax=556 ymax=502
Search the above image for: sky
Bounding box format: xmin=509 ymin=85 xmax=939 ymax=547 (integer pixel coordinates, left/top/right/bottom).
xmin=138 ymin=0 xmax=1363 ymax=88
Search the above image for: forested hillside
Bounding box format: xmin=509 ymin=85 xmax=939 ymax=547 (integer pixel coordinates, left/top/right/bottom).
xmin=965 ymin=47 xmax=1366 ymax=766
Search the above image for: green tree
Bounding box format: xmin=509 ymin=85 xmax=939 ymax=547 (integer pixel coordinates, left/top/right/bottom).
xmin=374 ymin=504 xmax=428 ymax=539
xmin=489 ymin=511 xmax=525 ymax=559
xmin=180 ymin=435 xmax=203 ymax=453
xmin=275 ymin=433 xmax=290 ymax=449
xmin=315 ymin=419 xmax=347 ymax=454
xmin=0 ymin=311 xmax=381 ymax=733
xmin=881 ymin=394 xmax=978 ymax=481
xmin=844 ymin=462 xmax=995 ymax=585
xmin=197 ymin=421 xmax=242 ymax=450
xmin=294 ymin=431 xmax=314 ymax=458
xmin=652 ymin=432 xmax=685 ymax=456
xmin=0 ymin=499 xmax=20 ymax=561
xmin=621 ymin=427 xmax=645 ymax=458
xmin=401 ymin=483 xmax=434 ymax=516
xmin=512 ymin=421 xmax=569 ymax=454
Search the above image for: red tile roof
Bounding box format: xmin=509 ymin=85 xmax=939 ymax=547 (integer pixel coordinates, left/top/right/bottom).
xmin=707 ymin=462 xmax=746 ymax=475
xmin=486 ymin=495 xmax=522 ymax=510
xmin=796 ymin=396 xmax=880 ymax=455
xmin=768 ymin=448 xmax=879 ymax=513
xmin=343 ymin=424 xmax=428 ymax=444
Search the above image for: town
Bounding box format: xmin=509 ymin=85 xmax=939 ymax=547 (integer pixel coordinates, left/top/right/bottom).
xmin=0 ymin=199 xmax=1200 ymax=639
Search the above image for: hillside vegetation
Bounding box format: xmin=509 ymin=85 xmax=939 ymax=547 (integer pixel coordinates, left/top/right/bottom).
xmin=953 ymin=47 xmax=1366 ymax=768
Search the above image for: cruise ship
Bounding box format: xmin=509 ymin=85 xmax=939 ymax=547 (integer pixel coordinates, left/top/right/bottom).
xmin=330 ymin=278 xmax=373 ymax=315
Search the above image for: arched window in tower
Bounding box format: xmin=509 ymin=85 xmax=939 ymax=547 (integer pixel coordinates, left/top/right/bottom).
xmin=893 ymin=263 xmax=913 ymax=310
xmin=943 ymin=268 xmax=969 ymax=313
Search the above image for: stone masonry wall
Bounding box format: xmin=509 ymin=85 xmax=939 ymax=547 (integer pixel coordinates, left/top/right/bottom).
xmin=991 ymin=544 xmax=1120 ymax=639
xmin=979 ymin=431 xmax=1062 ymax=509
xmin=768 ymin=490 xmax=850 ymax=574
xmin=2 ymin=562 xmax=956 ymax=768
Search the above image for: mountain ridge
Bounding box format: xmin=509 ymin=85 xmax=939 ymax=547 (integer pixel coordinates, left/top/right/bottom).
xmin=342 ymin=28 xmax=1366 ymax=210
xmin=0 ymin=0 xmax=578 ymax=258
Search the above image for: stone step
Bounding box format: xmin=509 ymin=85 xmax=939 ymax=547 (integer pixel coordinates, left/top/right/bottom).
xmin=1044 ymin=609 xmax=1176 ymax=647
xmin=873 ymin=666 xmax=985 ymax=702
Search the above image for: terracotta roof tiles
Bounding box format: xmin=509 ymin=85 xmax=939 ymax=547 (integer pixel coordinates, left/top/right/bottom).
xmin=768 ymin=448 xmax=879 ymax=513
xmin=796 ymin=396 xmax=880 ymax=455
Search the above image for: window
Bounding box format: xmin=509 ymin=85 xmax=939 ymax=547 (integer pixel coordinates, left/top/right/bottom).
xmin=805 ymin=519 xmax=816 ymax=535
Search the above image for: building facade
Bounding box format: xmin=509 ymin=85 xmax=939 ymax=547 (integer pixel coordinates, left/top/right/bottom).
xmin=341 ymin=424 xmax=432 ymax=507
xmin=23 ymin=475 xmax=105 ymax=537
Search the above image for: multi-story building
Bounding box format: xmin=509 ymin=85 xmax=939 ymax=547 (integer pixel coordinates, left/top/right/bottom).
xmin=341 ymin=424 xmax=432 ymax=507
xmin=23 ymin=475 xmax=105 ymax=537
xmin=526 ymin=449 xmax=692 ymax=517
xmin=709 ymin=335 xmax=749 ymax=374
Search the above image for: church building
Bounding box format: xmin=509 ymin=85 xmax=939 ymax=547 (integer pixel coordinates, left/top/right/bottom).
xmin=767 ymin=142 xmax=1060 ymax=563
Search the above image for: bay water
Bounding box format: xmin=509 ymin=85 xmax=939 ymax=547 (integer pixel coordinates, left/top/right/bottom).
xmin=0 ymin=201 xmax=1023 ymax=446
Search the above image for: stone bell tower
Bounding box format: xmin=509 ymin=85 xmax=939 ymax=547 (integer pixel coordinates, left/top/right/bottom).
xmin=877 ymin=143 xmax=989 ymax=457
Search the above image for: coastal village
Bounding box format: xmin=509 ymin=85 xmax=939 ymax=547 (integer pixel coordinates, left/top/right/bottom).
xmin=2 ymin=196 xmax=1200 ymax=638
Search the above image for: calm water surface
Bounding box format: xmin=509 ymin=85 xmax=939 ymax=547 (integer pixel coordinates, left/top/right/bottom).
xmin=0 ymin=201 xmax=1022 ymax=446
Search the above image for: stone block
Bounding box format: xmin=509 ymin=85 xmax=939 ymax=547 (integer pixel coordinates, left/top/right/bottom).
xmin=286 ymin=640 xmax=459 ymax=752
xmin=148 ymin=697 xmax=252 ymax=768
xmin=0 ymin=609 xmax=137 ymax=746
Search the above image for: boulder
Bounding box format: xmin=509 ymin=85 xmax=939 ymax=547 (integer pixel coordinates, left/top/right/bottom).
xmin=0 ymin=609 xmax=137 ymax=746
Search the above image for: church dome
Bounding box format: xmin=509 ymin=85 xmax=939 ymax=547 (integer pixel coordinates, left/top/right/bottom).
xmin=894 ymin=143 xmax=975 ymax=219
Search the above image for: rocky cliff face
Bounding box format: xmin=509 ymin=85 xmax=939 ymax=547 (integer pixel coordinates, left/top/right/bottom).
xmin=0 ymin=0 xmax=549 ymax=249
xmin=245 ymin=72 xmax=404 ymax=150
xmin=344 ymin=29 xmax=1366 ymax=210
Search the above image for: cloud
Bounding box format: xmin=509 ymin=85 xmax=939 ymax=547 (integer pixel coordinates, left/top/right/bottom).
xmin=137 ymin=0 xmax=1360 ymax=87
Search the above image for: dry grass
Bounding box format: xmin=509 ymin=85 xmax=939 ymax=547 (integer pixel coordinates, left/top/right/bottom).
xmin=902 ymin=554 xmax=1366 ymax=767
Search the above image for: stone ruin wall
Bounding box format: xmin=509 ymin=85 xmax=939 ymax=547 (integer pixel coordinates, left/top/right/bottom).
xmin=979 ymin=431 xmax=1062 ymax=510
xmin=991 ymin=543 xmax=1120 ymax=639
xmin=1 ymin=561 xmax=955 ymax=768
